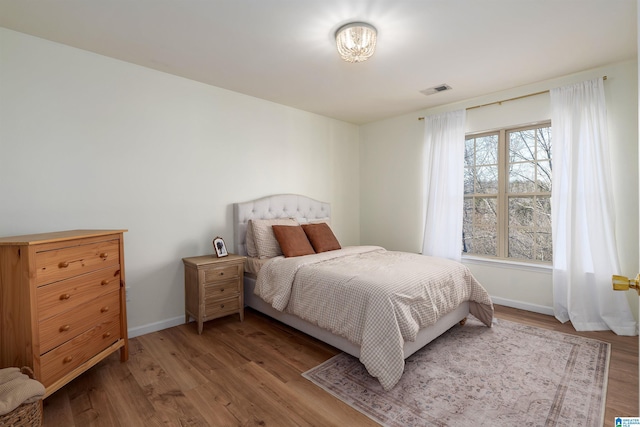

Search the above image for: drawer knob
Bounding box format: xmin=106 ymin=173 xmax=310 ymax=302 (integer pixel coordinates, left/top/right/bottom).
xmin=59 ymin=325 xmax=70 ymax=332
xmin=219 ymin=272 xmax=224 ymax=276
xmin=103 ymin=332 xmax=111 ymax=339
xmin=63 ymin=356 xmax=73 ymax=364
xmin=100 ymin=306 xmax=109 ymax=313
xmin=100 ymin=252 xmax=109 ymax=259
xmin=220 ymin=304 xmax=225 ymax=309
xmin=220 ymin=288 xmax=225 ymax=293
xmin=101 ymin=279 xmax=110 ymax=286
xmin=59 ymin=293 xmax=71 ymax=300
xmin=58 ymin=261 xmax=69 ymax=268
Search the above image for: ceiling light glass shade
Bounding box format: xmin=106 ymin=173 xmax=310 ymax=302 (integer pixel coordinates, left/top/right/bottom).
xmin=335 ymin=22 xmax=377 ymax=63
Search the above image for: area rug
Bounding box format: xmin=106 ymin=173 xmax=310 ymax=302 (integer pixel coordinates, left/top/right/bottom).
xmin=303 ymin=317 xmax=610 ymax=426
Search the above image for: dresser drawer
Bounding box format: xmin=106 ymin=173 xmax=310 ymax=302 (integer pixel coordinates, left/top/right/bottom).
xmin=36 ymin=239 xmax=120 ymax=286
xmin=39 ymin=314 xmax=121 ymax=387
xmin=203 ymin=264 xmax=240 ymax=283
xmin=204 ymin=280 xmax=240 ymax=300
xmin=38 ymin=290 xmax=120 ymax=354
xmin=204 ymin=296 xmax=241 ymax=319
xmin=37 ymin=266 xmax=121 ymax=321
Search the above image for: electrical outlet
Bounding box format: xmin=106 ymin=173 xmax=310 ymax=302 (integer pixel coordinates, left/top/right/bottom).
xmin=126 ymin=287 xmax=131 ymax=302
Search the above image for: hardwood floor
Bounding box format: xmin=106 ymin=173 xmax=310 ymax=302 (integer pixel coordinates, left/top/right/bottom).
xmin=42 ymin=305 xmax=638 ymax=426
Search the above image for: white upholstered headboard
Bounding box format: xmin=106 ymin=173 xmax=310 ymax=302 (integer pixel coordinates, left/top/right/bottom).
xmin=233 ymin=194 xmax=331 ymax=256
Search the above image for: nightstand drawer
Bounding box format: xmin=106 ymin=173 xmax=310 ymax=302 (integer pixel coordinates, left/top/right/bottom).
xmin=204 ymin=264 xmax=240 ymax=283
xmin=36 ymin=239 xmax=120 ymax=286
xmin=36 ymin=266 xmax=121 ymax=321
xmin=204 ymin=280 xmax=240 ymax=300
xmin=38 ymin=290 xmax=120 ymax=354
xmin=40 ymin=313 xmax=121 ymax=387
xmin=204 ymin=296 xmax=240 ymax=318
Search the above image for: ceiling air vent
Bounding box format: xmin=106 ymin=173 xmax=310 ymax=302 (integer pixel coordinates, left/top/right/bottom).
xmin=420 ymin=84 xmax=452 ymax=96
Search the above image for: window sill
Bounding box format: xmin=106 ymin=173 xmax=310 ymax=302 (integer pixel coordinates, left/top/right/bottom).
xmin=461 ymin=255 xmax=553 ymax=274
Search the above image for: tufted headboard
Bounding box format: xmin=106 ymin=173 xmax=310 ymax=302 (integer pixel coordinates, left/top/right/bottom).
xmin=233 ymin=194 xmax=331 ymax=256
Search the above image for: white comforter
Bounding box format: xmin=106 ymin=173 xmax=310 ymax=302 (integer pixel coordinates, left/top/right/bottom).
xmin=255 ymin=246 xmax=494 ymax=390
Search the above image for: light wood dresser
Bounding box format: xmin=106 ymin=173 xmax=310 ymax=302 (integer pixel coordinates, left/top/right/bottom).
xmin=0 ymin=229 xmax=128 ymax=398
xmin=182 ymin=254 xmax=245 ymax=334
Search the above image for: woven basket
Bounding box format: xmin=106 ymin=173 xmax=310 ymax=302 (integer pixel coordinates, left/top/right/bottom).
xmin=0 ymin=367 xmax=43 ymax=427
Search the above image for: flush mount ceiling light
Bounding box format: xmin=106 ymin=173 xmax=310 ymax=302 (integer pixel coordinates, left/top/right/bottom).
xmin=335 ymin=22 xmax=377 ymax=63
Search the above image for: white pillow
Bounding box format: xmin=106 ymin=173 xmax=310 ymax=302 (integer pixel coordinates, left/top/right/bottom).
xmin=296 ymin=217 xmax=331 ymax=225
xmin=245 ymin=220 xmax=258 ymax=258
xmin=251 ymin=218 xmax=299 ymax=258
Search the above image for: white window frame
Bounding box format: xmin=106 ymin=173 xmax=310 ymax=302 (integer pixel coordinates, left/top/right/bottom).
xmin=463 ymin=121 xmax=552 ymax=264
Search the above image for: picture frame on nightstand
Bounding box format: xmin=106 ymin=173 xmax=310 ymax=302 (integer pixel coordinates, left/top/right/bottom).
xmin=213 ymin=236 xmax=228 ymax=257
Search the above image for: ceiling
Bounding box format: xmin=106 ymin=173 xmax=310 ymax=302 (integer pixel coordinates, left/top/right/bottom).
xmin=0 ymin=0 xmax=636 ymax=124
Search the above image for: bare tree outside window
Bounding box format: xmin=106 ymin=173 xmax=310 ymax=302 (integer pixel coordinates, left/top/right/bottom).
xmin=463 ymin=124 xmax=552 ymax=262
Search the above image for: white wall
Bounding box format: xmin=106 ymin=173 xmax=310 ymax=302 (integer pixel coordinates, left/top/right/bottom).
xmin=360 ymin=60 xmax=639 ymax=318
xmin=0 ymin=28 xmax=360 ymax=336
xmin=2 ymin=26 xmax=637 ymax=335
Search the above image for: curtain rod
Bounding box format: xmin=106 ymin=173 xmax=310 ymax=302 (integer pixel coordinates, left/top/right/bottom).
xmin=417 ymin=75 xmax=607 ymax=120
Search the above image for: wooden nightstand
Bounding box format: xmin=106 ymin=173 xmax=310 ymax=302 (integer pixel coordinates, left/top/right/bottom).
xmin=182 ymin=254 xmax=246 ymax=334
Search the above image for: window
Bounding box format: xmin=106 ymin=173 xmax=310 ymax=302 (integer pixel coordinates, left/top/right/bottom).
xmin=463 ymin=123 xmax=552 ymax=262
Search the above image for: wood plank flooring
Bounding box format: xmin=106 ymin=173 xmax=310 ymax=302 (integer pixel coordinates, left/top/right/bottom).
xmin=42 ymin=305 xmax=638 ymax=426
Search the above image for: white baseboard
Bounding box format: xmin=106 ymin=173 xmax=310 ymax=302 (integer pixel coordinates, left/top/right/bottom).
xmin=127 ymin=315 xmax=186 ymax=339
xmin=127 ymin=298 xmax=555 ymax=339
xmin=490 ymin=296 xmax=554 ymax=316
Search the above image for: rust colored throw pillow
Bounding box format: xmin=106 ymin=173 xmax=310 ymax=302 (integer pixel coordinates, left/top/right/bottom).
xmin=272 ymin=225 xmax=316 ymax=257
xmin=302 ymin=223 xmax=341 ymax=253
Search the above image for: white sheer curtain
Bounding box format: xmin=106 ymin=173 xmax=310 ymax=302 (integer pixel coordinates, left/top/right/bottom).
xmin=422 ymin=109 xmax=466 ymax=261
xmin=551 ymin=77 xmax=636 ymax=335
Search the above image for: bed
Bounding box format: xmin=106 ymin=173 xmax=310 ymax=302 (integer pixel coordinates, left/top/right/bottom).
xmin=233 ymin=193 xmax=493 ymax=390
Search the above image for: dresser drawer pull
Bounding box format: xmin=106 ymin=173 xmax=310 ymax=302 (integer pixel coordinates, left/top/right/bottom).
xmin=100 ymin=252 xmax=109 ymax=259
xmin=101 ymin=279 xmax=110 ymax=286
xmin=220 ymin=304 xmax=225 ymax=309
xmin=100 ymin=306 xmax=109 ymax=313
xmin=103 ymin=332 xmax=112 ymax=339
xmin=63 ymin=356 xmax=73 ymax=364
xmin=220 ymin=288 xmax=225 ymax=293
xmin=58 ymin=259 xmax=83 ymax=269
xmin=59 ymin=324 xmax=70 ymax=332
xmin=218 ymin=272 xmax=224 ymax=277
xmin=59 ymin=293 xmax=71 ymax=300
